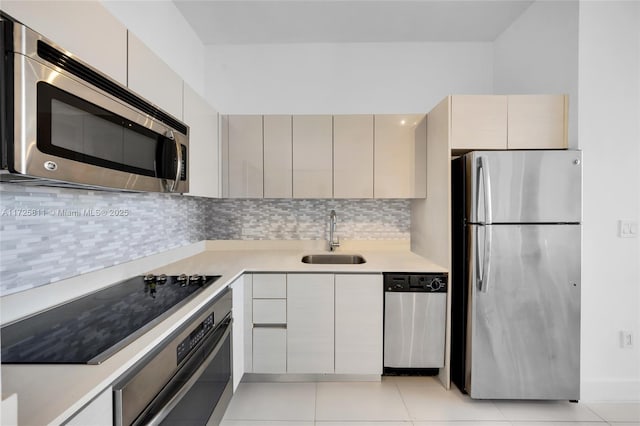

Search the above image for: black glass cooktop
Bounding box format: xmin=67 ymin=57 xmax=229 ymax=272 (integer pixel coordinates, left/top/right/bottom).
xmin=0 ymin=274 xmax=220 ymax=364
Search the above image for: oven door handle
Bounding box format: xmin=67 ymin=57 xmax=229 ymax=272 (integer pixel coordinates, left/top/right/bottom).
xmin=143 ymin=317 xmax=232 ymax=426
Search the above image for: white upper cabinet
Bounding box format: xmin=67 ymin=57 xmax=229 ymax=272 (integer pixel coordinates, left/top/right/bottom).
xmin=263 ymin=115 xmax=293 ymax=198
xmin=2 ymin=0 xmax=127 ymax=85
xmin=450 ymin=95 xmax=508 ymax=150
xmin=333 ymin=115 xmax=374 ymax=198
xmin=226 ymin=115 xmax=264 ymax=198
xmin=183 ymin=84 xmax=219 ymax=198
xmin=507 ymin=95 xmax=568 ymax=149
xmin=374 ymin=114 xmax=427 ymax=198
xmin=449 ymin=95 xmax=568 ymax=151
xmin=221 ymin=113 xmax=429 ymax=199
xmin=127 ymin=32 xmax=183 ymax=119
xmin=292 ymin=115 xmax=333 ymax=198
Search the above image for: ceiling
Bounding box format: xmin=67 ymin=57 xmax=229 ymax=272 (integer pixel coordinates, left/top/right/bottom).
xmin=173 ymin=0 xmax=535 ymax=45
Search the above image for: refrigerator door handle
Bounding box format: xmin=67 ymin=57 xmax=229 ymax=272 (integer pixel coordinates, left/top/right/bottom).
xmin=476 ymin=225 xmax=492 ymax=293
xmin=477 ymin=155 xmax=493 ymax=225
xmin=481 ymin=225 xmax=492 ymax=293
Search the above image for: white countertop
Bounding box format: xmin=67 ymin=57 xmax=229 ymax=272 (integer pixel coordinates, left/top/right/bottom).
xmin=0 ymin=240 xmax=446 ymax=426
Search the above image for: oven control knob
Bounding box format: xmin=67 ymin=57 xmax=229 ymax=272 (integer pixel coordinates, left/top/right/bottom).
xmin=157 ymin=274 xmax=167 ymax=283
xmin=177 ymin=274 xmax=188 ymax=284
xmin=143 ymin=274 xmax=156 ymax=283
xmin=430 ymin=278 xmax=443 ymax=291
xmin=189 ymin=274 xmax=202 ymax=283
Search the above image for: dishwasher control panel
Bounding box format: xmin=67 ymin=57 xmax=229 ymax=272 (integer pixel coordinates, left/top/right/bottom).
xmin=384 ymin=273 xmax=448 ymax=293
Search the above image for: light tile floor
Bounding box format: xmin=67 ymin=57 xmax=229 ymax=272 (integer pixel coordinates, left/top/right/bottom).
xmin=221 ymin=377 xmax=640 ymax=426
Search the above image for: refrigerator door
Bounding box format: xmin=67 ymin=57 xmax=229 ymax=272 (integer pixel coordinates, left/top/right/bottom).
xmin=466 ymin=223 xmax=580 ymax=400
xmin=465 ymin=151 xmax=582 ymax=224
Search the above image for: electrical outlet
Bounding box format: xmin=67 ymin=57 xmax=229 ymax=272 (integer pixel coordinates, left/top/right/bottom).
xmin=618 ymin=220 xmax=638 ymax=238
xmin=620 ymin=330 xmax=634 ymax=348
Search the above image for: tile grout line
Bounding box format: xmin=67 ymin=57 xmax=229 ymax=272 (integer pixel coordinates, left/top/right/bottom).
xmin=392 ymin=377 xmax=415 ymax=423
xmin=314 ymin=381 xmax=318 ymax=424
xmin=583 ymin=402 xmax=615 ymax=424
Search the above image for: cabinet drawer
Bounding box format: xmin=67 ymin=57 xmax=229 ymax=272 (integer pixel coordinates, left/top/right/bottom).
xmin=253 ymin=327 xmax=287 ymax=373
xmin=253 ymin=274 xmax=287 ymax=298
xmin=253 ymin=299 xmax=286 ymax=324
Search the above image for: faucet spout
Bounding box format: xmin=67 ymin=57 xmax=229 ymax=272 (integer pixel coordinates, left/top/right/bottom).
xmin=329 ymin=210 xmax=340 ymax=252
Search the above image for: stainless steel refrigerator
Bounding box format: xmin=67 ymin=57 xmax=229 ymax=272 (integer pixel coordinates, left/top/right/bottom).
xmin=451 ymin=150 xmax=582 ymax=400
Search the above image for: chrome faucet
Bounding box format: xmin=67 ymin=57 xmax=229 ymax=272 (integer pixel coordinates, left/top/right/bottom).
xmin=329 ymin=210 xmax=340 ymax=252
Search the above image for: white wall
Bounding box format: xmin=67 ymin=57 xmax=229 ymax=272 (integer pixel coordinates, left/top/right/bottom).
xmin=205 ymin=42 xmax=493 ymax=113
xmin=493 ymin=1 xmax=579 ymax=147
xmin=101 ymin=0 xmax=206 ymax=95
xmin=578 ymin=0 xmax=640 ymax=401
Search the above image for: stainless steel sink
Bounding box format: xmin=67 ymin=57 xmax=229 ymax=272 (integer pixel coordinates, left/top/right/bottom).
xmin=301 ymin=254 xmax=366 ymax=264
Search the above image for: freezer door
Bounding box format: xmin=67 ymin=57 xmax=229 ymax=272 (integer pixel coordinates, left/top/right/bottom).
xmin=465 ymin=151 xmax=582 ymax=224
xmin=466 ymin=224 xmax=580 ymax=400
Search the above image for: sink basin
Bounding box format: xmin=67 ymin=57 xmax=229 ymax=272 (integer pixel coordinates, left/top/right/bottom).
xmin=301 ymin=254 xmax=366 ymax=264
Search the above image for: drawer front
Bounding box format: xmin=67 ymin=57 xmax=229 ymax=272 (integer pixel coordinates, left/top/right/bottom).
xmin=253 ymin=273 xmax=287 ymax=298
xmin=253 ymin=299 xmax=287 ymax=324
xmin=253 ymin=327 xmax=287 ymax=373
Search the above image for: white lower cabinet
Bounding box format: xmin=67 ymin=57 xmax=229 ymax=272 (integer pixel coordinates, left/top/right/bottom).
xmin=249 ymin=272 xmax=382 ymax=376
xmin=287 ymin=274 xmax=335 ymax=373
xmin=335 ymin=274 xmax=383 ymax=374
xmin=251 ymin=273 xmax=287 ymax=374
xmin=65 ymin=387 xmax=112 ymax=426
xmin=253 ymin=327 xmax=287 ymax=373
xmin=253 ymin=299 xmax=286 ymax=324
xmin=231 ymin=274 xmax=249 ymax=389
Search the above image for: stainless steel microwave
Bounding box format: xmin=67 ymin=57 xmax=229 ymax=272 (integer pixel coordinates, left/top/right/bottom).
xmin=0 ymin=17 xmax=189 ymax=193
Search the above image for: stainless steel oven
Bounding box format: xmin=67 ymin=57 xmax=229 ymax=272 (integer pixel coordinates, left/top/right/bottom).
xmin=114 ymin=288 xmax=233 ymax=426
xmin=0 ymin=17 xmax=189 ymax=192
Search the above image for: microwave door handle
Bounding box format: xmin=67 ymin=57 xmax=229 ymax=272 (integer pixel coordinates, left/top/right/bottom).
xmin=165 ymin=131 xmax=182 ymax=192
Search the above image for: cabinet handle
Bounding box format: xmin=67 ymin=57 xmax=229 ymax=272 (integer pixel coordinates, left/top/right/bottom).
xmin=253 ymin=323 xmax=287 ymax=329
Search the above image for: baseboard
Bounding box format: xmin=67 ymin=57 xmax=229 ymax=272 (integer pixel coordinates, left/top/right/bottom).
xmin=242 ymin=373 xmax=381 ymax=382
xmin=580 ymin=379 xmax=640 ymax=402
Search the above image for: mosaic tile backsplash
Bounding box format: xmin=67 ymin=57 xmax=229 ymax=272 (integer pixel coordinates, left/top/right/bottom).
xmin=0 ymin=183 xmax=409 ymax=295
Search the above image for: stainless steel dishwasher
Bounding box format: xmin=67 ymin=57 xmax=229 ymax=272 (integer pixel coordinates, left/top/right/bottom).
xmin=383 ymin=273 xmax=448 ymax=372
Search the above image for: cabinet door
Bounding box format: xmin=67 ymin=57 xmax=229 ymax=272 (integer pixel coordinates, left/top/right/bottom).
xmin=450 ymin=95 xmax=507 ymax=150
xmin=264 ymin=115 xmax=293 ymax=198
xmin=65 ymin=388 xmax=112 ymax=426
xmin=507 ymin=95 xmax=568 ymax=149
xmin=253 ymin=327 xmax=287 ymax=373
xmin=335 ymin=274 xmax=383 ymax=374
xmin=221 ymin=116 xmax=230 ymax=197
xmin=292 ymin=116 xmax=333 ymax=198
xmin=128 ymin=32 xmax=183 ymax=119
xmin=374 ymin=114 xmax=426 ymax=198
xmin=2 ymin=1 xmax=127 ymax=85
xmin=231 ymin=275 xmax=249 ymax=387
xmin=228 ymin=115 xmax=264 ymax=198
xmin=287 ymin=274 xmax=334 ymax=373
xmin=334 ymin=115 xmax=374 ymax=198
xmin=183 ymin=84 xmax=219 ymax=198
